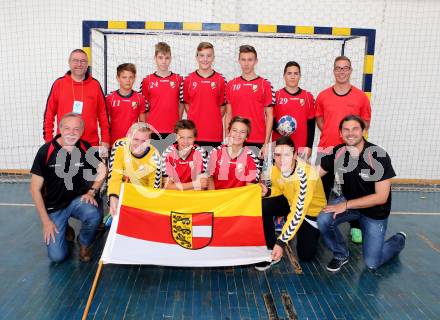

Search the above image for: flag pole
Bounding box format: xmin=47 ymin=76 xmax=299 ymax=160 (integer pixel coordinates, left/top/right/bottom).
xmin=82 ymin=259 xmax=104 ymax=320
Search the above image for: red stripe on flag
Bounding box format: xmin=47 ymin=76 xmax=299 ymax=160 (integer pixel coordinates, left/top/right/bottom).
xmin=192 ymin=212 xmax=212 ymax=226
xmin=117 ymin=205 xmax=266 ymax=247
xmin=192 ymin=237 xmax=211 ymax=249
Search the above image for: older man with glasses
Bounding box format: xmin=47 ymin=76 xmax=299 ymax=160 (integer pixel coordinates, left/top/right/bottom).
xmin=43 ymin=48 xmax=110 ymax=156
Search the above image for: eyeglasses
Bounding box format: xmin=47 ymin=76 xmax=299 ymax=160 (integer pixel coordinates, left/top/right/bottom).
xmin=71 ymin=59 xmax=88 ymax=65
xmin=334 ymin=66 xmax=351 ymax=72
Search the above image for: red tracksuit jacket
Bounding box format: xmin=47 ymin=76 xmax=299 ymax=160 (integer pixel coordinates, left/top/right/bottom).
xmin=43 ymin=71 xmax=110 ymax=146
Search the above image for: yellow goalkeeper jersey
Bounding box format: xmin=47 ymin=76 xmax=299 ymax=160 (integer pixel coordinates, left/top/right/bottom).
xmin=107 ymin=138 xmax=162 ymax=197
xmin=269 ymin=160 xmax=326 ymax=245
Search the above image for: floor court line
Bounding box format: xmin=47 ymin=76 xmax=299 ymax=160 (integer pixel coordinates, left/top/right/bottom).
xmin=0 ymin=203 xmax=35 ymax=207
xmin=416 ymin=233 xmax=440 ymax=254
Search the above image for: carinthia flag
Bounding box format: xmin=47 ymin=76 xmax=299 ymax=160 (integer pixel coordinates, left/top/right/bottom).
xmin=101 ymin=183 xmax=271 ymax=266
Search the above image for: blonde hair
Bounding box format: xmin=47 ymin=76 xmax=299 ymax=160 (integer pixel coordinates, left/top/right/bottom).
xmin=197 ymin=42 xmax=214 ymax=53
xmin=127 ymin=122 xmax=150 ymax=140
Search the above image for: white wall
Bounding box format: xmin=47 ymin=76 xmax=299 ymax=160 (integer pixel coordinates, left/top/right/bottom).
xmin=0 ymin=0 xmax=439 ymax=179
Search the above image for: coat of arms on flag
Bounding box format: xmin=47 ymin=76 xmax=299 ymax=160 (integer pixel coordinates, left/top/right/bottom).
xmin=171 ymin=212 xmax=213 ymax=249
xmin=101 ymin=183 xmax=271 ymax=267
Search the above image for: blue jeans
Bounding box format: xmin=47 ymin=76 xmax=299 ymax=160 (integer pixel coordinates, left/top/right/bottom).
xmin=46 ymin=196 xmax=101 ymax=263
xmin=317 ymin=196 xmax=405 ymax=269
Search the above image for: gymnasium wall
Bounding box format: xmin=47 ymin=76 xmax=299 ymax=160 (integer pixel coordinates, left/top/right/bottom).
xmin=0 ymin=0 xmax=439 ymax=180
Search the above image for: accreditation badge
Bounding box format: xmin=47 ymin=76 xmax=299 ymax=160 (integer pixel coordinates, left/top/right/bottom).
xmin=72 ymin=100 xmax=83 ymax=114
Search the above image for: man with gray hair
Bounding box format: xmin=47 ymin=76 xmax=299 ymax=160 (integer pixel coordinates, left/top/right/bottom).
xmin=30 ymin=113 xmax=106 ymax=263
xmin=43 ymin=49 xmax=110 ymax=155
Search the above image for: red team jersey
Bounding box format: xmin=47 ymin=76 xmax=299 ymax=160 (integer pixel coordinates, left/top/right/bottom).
xmin=315 ymin=86 xmax=371 ymax=149
xmin=181 ymin=71 xmax=226 ymax=142
xmin=162 ymin=144 xmax=207 ymax=183
xmin=207 ymin=145 xmax=260 ymax=189
xmin=226 ymin=77 xmax=275 ymax=144
xmin=272 ymin=88 xmax=315 ymax=148
xmin=141 ymin=72 xmax=183 ymax=134
xmin=106 ymin=90 xmax=146 ymax=145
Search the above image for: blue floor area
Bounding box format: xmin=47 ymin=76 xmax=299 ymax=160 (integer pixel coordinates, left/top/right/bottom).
xmin=0 ymin=183 xmax=439 ymax=319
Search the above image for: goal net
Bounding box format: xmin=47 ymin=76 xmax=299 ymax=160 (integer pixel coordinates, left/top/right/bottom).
xmin=90 ymin=29 xmax=366 ymax=99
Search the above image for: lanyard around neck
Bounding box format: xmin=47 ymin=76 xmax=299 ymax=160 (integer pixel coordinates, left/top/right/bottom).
xmin=71 ymin=78 xmax=84 ymax=101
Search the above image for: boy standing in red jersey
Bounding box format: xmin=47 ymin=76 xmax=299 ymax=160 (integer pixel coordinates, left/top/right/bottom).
xmin=106 ymin=63 xmax=146 ymax=146
xmin=225 ymin=45 xmax=275 ymax=156
xmin=162 ymin=120 xmax=208 ymax=191
xmin=181 ymin=42 xmax=227 ymax=147
xmin=140 ymin=42 xmax=183 ymax=140
xmin=273 ymin=61 xmax=316 ymax=159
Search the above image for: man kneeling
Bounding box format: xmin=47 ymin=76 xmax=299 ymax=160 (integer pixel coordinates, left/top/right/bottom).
xmin=317 ymin=115 xmax=406 ymax=272
xmin=30 ymin=113 xmax=106 ymax=263
xmin=256 ymin=136 xmax=326 ymax=271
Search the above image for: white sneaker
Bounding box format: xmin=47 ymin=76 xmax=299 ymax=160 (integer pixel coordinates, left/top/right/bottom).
xmin=254 ymin=258 xmax=281 ymax=271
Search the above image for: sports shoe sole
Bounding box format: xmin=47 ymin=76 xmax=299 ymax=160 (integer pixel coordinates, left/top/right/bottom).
xmin=255 ymin=258 xmax=281 ymax=272
xmin=326 ymin=258 xmax=349 ymax=272
xmin=397 ymin=231 xmax=407 ymax=239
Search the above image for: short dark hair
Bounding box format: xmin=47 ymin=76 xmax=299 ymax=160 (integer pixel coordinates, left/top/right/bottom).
xmin=228 ymin=116 xmax=251 ymax=137
xmin=117 ymin=63 xmax=136 ymax=76
xmin=174 ymin=119 xmax=197 ymax=137
xmin=275 ymin=136 xmax=296 ymax=153
xmin=339 ymin=115 xmax=366 ymax=131
xmin=334 ymin=55 xmax=352 ymax=67
xmin=283 ymin=61 xmax=301 ymax=75
xmin=239 ymin=45 xmax=257 ymax=58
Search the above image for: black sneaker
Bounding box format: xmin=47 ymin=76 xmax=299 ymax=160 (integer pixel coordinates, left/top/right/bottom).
xmin=326 ymin=257 xmax=349 ymax=272
xmin=254 ymin=258 xmax=281 ymax=271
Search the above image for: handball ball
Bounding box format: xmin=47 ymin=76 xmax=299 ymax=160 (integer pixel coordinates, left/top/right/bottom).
xmin=277 ymin=115 xmax=297 ymax=136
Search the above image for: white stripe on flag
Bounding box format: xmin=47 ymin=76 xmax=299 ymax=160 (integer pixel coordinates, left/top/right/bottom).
xmin=192 ymin=226 xmax=212 ymax=238
xmin=102 ymin=234 xmax=271 ymax=267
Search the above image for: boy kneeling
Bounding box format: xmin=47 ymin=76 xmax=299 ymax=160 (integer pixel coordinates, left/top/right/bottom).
xmin=256 ymin=136 xmax=326 ymax=271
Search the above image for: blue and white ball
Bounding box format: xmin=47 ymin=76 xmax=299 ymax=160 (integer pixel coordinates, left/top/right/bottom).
xmin=277 ymin=115 xmax=297 ymax=136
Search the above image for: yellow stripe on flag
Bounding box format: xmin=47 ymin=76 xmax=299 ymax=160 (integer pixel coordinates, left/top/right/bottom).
xmin=122 ymin=183 xmax=262 ymax=217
